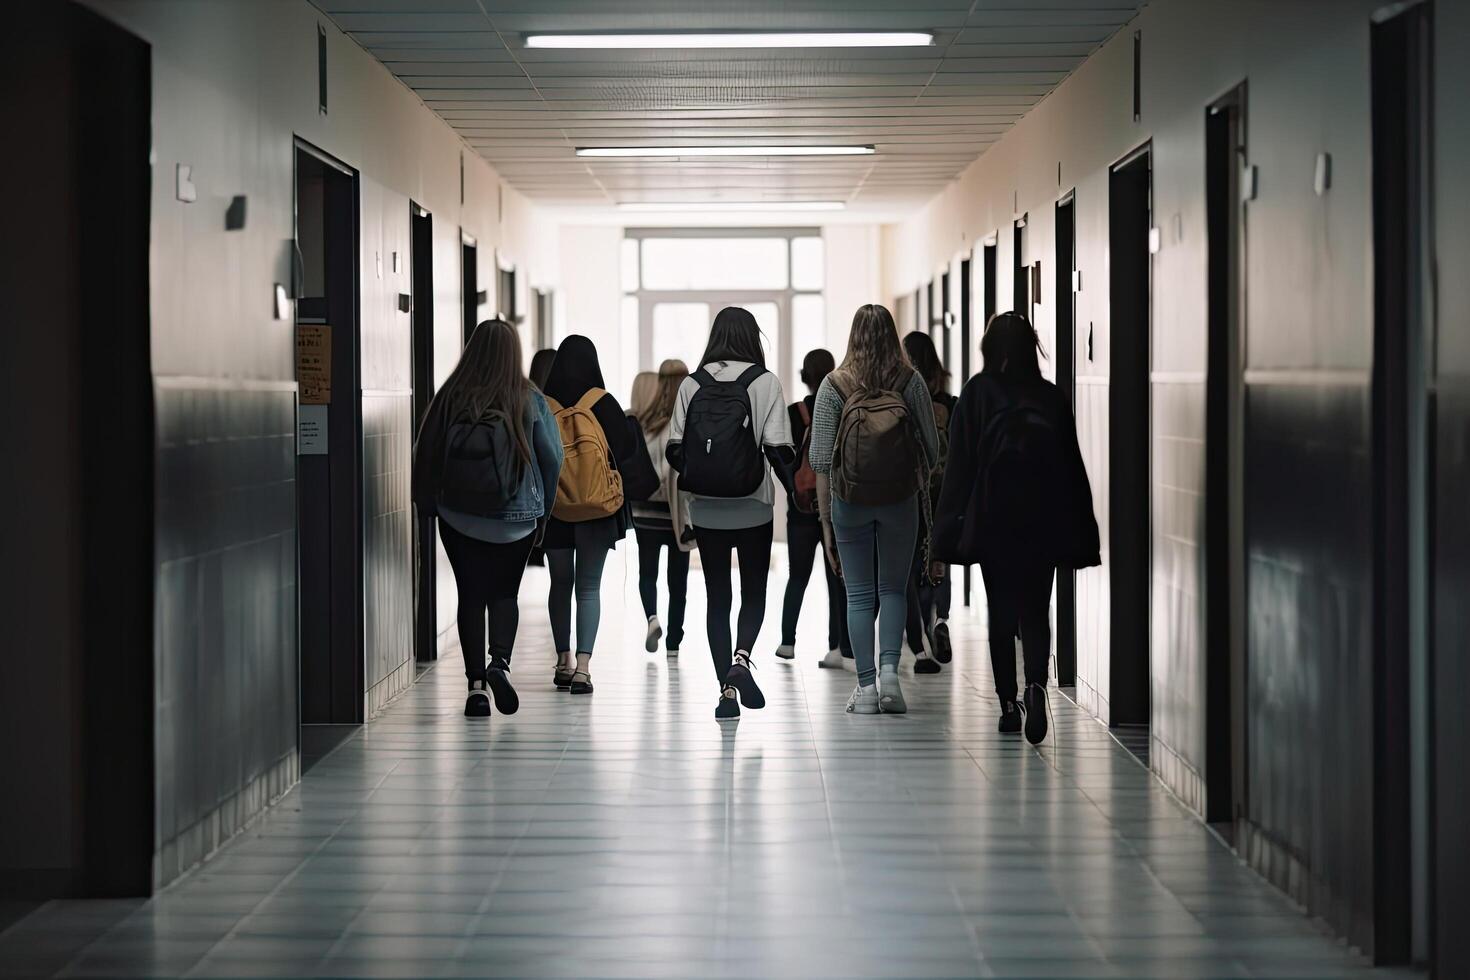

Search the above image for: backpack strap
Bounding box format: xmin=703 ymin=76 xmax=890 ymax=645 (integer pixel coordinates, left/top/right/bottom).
xmin=797 ymin=401 xmax=811 ymax=426
xmin=573 ymin=388 xmax=605 ymax=412
xmin=545 ymin=396 xmax=564 ymax=414
xmin=827 ymin=369 xmax=851 ymax=403
xmin=691 ymin=368 xmax=714 ymax=387
xmin=734 ymin=364 xmax=765 ymax=388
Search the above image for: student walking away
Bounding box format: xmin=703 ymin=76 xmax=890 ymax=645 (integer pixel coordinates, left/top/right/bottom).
xmin=900 ymin=331 xmax=958 ymax=674
xmin=667 ymin=307 xmax=796 ymax=720
xmin=541 ymin=334 xmax=636 ymax=695
xmin=627 ymin=361 xmax=694 ymax=657
xmin=526 ymin=348 xmax=558 ymax=567
xmin=932 ymin=311 xmax=1100 ymax=744
xmin=777 ymin=348 xmax=854 ymax=671
xmin=810 ymin=305 xmax=938 ymax=716
xmin=411 ymin=320 xmax=564 ymax=717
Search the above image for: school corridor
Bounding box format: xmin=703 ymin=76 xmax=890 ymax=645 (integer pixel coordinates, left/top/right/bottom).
xmin=0 ymin=561 xmax=1410 ymax=978
xmin=5 ymin=0 xmax=1470 ymax=977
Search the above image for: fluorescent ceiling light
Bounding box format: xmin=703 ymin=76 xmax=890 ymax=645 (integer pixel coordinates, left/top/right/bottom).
xmin=577 ymin=145 xmax=874 ymax=158
xmin=525 ymin=32 xmax=932 ymax=49
xmin=616 ymin=201 xmax=846 ymax=213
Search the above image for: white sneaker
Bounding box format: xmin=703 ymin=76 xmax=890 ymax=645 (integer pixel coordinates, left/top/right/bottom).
xmin=878 ymin=666 xmax=907 ymax=714
xmin=645 ymin=616 xmax=663 ymax=653
xmin=817 ymin=648 xmax=844 ymax=669
xmin=841 ymin=656 xmax=857 ymax=673
xmin=845 ymin=683 xmax=879 ymax=714
xmin=775 ymin=644 xmax=796 ymax=660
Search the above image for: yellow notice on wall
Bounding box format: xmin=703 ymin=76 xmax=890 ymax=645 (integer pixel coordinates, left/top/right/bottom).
xmin=297 ymin=325 xmax=331 ymax=405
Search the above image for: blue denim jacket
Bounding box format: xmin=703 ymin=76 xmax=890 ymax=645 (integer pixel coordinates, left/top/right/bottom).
xmin=411 ymin=388 xmax=564 ymax=524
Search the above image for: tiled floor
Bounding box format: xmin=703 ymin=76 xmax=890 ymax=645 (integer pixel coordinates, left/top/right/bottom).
xmin=0 ymin=551 xmax=1411 ymax=978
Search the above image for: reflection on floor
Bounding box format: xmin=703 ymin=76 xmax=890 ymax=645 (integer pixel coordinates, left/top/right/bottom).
xmin=0 ymin=550 xmax=1412 ymax=978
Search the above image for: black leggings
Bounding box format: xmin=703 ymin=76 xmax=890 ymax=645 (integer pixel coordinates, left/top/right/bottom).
xmin=695 ymin=521 xmax=773 ymax=684
xmin=979 ymin=559 xmax=1055 ymax=703
xmin=781 ymin=518 xmax=851 ymax=656
xmin=439 ymin=521 xmax=535 ymax=680
xmin=905 ymin=547 xmax=952 ymax=652
xmin=635 ymin=526 xmax=689 ymax=649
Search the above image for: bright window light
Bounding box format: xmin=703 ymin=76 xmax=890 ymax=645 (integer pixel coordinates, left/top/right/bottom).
xmin=616 ymin=201 xmax=845 ymax=213
xmin=578 ymin=145 xmax=874 ymax=158
xmin=525 ymin=32 xmax=933 ymax=50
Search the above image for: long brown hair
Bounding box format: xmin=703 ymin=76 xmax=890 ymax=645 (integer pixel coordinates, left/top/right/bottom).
xmin=838 ymin=304 xmax=912 ymax=391
xmin=634 ymin=359 xmax=688 ymax=433
xmin=438 ymin=319 xmax=532 ymax=466
xmin=902 ymin=330 xmax=950 ymax=396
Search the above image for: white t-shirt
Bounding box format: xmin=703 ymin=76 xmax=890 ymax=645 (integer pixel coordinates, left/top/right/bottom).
xmin=669 ymin=360 xmax=793 ymax=530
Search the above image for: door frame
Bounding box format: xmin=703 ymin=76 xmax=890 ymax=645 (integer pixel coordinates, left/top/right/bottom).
xmin=410 ymin=202 xmax=437 ymax=664
xmin=1107 ymin=139 xmax=1154 ymax=729
xmin=1369 ymin=0 xmax=1434 ymax=963
xmin=1054 ymin=189 xmax=1079 ymax=689
xmin=461 ymin=230 xmax=479 ymax=346
xmin=293 ymin=136 xmax=364 ymax=726
xmin=1204 ymin=83 xmax=1250 ymax=832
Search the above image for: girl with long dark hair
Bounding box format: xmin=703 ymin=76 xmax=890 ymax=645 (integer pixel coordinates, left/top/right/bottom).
xmin=411 ymin=320 xmax=563 ymax=717
xmin=541 ymin=334 xmax=637 ymax=695
xmin=809 ymin=305 xmax=939 ymax=715
xmin=629 ymin=359 xmax=694 ymax=656
xmin=900 ymin=330 xmax=957 ymax=674
xmin=932 ymin=311 xmax=1100 ymax=744
xmin=667 ymin=307 xmax=796 ymax=720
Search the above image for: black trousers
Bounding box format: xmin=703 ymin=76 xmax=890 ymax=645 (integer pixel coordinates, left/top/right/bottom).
xmin=979 ymin=558 xmax=1055 ymax=703
xmin=781 ymin=518 xmax=852 ymax=657
xmin=904 ymin=548 xmax=952 ymax=651
xmin=695 ymin=521 xmax=773 ymax=685
xmin=440 ymin=521 xmax=535 ymax=680
xmin=635 ymin=526 xmax=689 ymax=649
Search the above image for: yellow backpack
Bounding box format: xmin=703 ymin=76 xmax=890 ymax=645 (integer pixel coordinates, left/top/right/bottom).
xmin=545 ymin=389 xmax=624 ymax=521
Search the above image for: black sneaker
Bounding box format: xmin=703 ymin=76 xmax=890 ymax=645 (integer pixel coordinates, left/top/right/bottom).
xmin=715 ymin=686 xmax=741 ymax=720
xmin=723 ymin=652 xmax=765 ymax=709
xmin=998 ymin=700 xmax=1022 ymax=733
xmin=465 ymin=679 xmax=491 ymax=718
xmin=933 ymin=621 xmax=952 ymax=664
xmin=914 ymin=656 xmax=942 ymax=674
xmin=1023 ymin=683 xmax=1048 ymax=745
xmin=486 ymin=662 xmax=519 ymax=715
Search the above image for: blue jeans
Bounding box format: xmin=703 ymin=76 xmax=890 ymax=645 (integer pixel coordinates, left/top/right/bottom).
xmin=832 ymin=495 xmax=920 ymax=685
xmin=547 ymin=543 xmax=609 ymax=655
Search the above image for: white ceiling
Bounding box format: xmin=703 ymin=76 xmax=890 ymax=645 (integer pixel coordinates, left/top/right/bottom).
xmin=314 ymin=1 xmax=1145 ymax=222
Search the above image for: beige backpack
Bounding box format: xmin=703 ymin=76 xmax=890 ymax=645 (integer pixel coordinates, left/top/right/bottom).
xmin=545 ymin=389 xmax=624 ymax=521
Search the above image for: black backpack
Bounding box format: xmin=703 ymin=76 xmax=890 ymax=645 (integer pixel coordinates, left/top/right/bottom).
xmin=975 ymin=400 xmax=1063 ymax=544
xmin=620 ymin=414 xmax=660 ymax=502
xmin=678 ymin=364 xmax=766 ymax=498
xmin=438 ymin=406 xmax=523 ymax=515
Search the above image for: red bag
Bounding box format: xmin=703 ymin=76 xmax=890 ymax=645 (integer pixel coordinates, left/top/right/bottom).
xmin=792 ymin=402 xmax=818 ymax=513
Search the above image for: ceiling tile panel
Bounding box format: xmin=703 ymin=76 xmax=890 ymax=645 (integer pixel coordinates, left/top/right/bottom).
xmin=313 ymin=0 xmax=1143 ymax=214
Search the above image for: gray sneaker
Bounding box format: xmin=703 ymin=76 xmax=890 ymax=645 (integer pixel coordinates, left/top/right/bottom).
xmin=817 ymin=647 xmax=845 ymax=669
xmin=845 ymin=683 xmax=879 ymax=714
xmin=878 ymin=666 xmax=907 ymax=714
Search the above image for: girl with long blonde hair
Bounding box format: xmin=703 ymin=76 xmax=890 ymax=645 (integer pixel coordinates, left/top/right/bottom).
xmin=629 ymin=359 xmax=693 ymax=655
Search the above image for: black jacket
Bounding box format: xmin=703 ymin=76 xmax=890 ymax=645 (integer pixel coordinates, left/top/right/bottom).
xmin=932 ymin=373 xmax=1100 ymax=569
